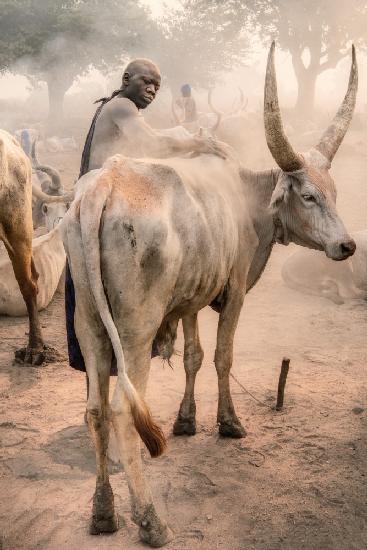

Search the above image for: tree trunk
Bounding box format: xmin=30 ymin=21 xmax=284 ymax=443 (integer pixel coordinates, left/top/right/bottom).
xmin=46 ymin=75 xmax=71 ymax=131
xmin=290 ymin=48 xmax=319 ymax=116
xmin=294 ymin=68 xmax=318 ymax=114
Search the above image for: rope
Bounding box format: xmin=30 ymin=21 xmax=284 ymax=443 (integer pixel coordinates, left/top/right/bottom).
xmin=229 ymin=371 xmax=273 ymax=410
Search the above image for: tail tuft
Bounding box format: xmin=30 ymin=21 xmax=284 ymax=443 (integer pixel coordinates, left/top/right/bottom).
xmin=130 ymin=399 xmax=166 ymax=458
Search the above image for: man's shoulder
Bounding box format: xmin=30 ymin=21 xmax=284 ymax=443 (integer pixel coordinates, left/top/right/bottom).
xmin=105 ymin=97 xmax=139 ymax=118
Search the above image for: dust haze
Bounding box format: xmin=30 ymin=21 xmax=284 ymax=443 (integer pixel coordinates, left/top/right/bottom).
xmin=1 ymin=1 xmax=367 ymax=549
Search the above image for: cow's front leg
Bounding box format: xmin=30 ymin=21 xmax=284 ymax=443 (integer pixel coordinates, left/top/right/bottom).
xmin=173 ymin=313 xmax=203 ymax=436
xmin=215 ymin=285 xmax=246 ymax=438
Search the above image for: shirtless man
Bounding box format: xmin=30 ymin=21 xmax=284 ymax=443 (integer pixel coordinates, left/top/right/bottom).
xmin=66 ymin=58 xmax=226 ymax=374
xmin=175 ymin=83 xmax=198 ymax=124
xmin=81 ymin=60 xmax=222 ymax=174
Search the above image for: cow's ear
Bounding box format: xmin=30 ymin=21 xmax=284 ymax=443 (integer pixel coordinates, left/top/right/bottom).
xmin=269 ymin=173 xmax=291 ymax=213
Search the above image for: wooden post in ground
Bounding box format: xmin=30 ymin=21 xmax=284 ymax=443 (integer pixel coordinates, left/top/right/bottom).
xmin=276 ymin=358 xmax=290 ymax=411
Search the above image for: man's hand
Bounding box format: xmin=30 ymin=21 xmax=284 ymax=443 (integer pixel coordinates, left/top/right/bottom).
xmin=192 ymin=136 xmax=227 ymax=159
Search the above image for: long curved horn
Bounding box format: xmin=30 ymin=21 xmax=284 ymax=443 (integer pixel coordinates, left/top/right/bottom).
xmin=31 ymin=139 xmax=62 ymax=191
xmin=209 ymin=87 xmax=248 ymax=117
xmin=264 ymin=41 xmax=303 ymax=172
xmin=208 ymin=89 xmax=222 ymax=116
xmin=315 ymin=45 xmax=358 ymax=162
xmin=32 ymin=183 xmax=72 ymax=203
xmin=36 ymin=164 xmax=62 ymax=191
xmin=237 ymin=87 xmax=248 ymax=112
xmin=209 ymin=112 xmax=222 ymax=134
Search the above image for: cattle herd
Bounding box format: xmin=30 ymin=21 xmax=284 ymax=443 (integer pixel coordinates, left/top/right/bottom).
xmin=0 ymin=43 xmax=365 ymax=546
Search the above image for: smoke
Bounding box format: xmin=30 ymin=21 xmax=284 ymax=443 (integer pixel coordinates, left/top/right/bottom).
xmin=0 ymin=0 xmax=365 ymax=173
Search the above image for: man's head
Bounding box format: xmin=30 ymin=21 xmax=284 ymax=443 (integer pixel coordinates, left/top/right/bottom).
xmin=121 ymin=58 xmax=161 ymax=110
xmin=181 ymin=84 xmax=191 ymax=97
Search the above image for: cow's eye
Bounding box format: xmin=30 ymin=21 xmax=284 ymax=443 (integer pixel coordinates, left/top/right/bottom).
xmin=302 ymin=194 xmax=316 ymax=202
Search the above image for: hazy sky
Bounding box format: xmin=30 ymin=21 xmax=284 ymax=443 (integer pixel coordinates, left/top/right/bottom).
xmin=141 ymin=0 xmax=181 ymax=17
xmin=1 ymin=1 xmax=366 ymax=114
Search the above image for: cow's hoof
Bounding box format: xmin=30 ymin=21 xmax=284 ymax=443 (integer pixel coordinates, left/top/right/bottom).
xmin=139 ymin=523 xmax=173 ymax=548
xmin=173 ymin=416 xmax=196 ymax=436
xmin=219 ymin=421 xmax=247 ymax=438
xmin=90 ymin=482 xmax=117 ymax=534
xmin=14 ymin=347 xmax=45 ymax=366
xmin=138 ymin=505 xmax=173 ymax=548
xmin=14 ymin=344 xmax=65 ymax=366
xmin=89 ymin=514 xmax=118 ymax=535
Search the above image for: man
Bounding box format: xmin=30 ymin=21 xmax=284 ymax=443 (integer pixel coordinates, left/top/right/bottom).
xmin=66 ymin=58 xmax=226 ymax=375
xmin=15 ymin=126 xmax=40 ymax=158
xmin=175 ymin=83 xmax=197 ymax=123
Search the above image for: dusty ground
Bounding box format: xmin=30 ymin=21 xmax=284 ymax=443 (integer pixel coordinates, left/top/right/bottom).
xmin=0 ymin=140 xmax=367 ymax=550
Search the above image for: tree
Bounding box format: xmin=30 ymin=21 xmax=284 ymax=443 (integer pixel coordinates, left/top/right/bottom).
xmin=155 ymin=0 xmax=249 ymax=92
xmin=246 ymin=0 xmax=367 ymax=114
xmin=0 ymin=1 xmax=89 ymax=122
xmin=0 ymin=0 xmax=159 ymax=123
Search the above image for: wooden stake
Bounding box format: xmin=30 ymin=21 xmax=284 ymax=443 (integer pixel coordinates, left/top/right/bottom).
xmin=276 ymin=358 xmax=290 ymax=411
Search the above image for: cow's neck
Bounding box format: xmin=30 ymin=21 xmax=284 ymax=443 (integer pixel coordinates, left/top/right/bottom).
xmin=241 ymin=167 xmax=282 ymax=291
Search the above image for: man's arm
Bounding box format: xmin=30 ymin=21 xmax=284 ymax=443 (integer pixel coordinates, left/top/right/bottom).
xmin=109 ymin=98 xmax=226 ymax=159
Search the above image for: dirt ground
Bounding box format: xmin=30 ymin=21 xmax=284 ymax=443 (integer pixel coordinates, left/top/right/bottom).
xmin=0 ymin=141 xmax=367 ymax=550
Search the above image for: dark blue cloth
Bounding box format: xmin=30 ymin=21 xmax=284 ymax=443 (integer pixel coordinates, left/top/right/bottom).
xmin=65 ymin=262 xmax=119 ymax=374
xmin=65 ymin=263 xmax=158 ymax=374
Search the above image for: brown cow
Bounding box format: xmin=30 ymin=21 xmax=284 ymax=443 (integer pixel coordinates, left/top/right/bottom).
xmin=0 ymin=130 xmax=63 ymax=364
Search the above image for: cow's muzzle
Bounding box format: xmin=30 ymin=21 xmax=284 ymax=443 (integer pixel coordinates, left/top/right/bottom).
xmin=328 ymin=238 xmax=356 ymax=261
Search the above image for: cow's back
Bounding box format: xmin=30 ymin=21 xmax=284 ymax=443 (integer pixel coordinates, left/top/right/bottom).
xmin=97 ymin=154 xmax=257 ymax=318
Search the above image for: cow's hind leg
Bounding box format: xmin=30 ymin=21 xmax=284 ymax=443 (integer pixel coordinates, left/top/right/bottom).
xmin=111 ymin=343 xmax=172 ymax=547
xmin=84 ymin=344 xmax=118 ymax=535
xmin=68 ymin=224 xmax=117 ymax=534
xmin=77 ymin=326 xmax=117 ymax=534
xmin=173 ymin=313 xmax=203 ymax=436
xmin=215 ymin=285 xmax=246 ymax=438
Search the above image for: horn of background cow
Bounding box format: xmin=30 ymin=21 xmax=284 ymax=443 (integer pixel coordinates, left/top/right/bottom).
xmin=31 ymin=141 xmax=61 ymax=191
xmin=264 ymin=41 xmax=303 ymax=172
xmin=208 ymin=89 xmax=222 ymax=116
xmin=209 ymin=87 xmax=247 ymax=117
xmin=36 ymin=165 xmax=62 ymax=191
xmin=31 ymin=183 xmax=68 ymax=203
xmin=237 ymin=87 xmax=248 ymax=113
xmin=315 ymin=45 xmax=358 ymax=162
xmin=210 ymin=112 xmax=222 ymax=134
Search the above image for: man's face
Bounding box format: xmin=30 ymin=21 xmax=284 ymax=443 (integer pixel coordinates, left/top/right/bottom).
xmin=124 ymin=65 xmax=161 ymax=109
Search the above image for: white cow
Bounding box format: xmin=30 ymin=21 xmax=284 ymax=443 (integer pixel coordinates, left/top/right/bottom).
xmin=0 ymin=201 xmax=67 ymax=316
xmin=61 ymin=44 xmax=357 ymax=546
xmin=282 ymin=230 xmax=367 ymax=304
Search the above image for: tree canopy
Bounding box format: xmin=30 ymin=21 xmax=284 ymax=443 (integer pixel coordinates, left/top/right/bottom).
xmin=156 ymin=0 xmax=249 ymax=91
xmin=0 ymin=0 xmax=160 ymax=119
xmin=245 ymin=0 xmax=367 ymax=112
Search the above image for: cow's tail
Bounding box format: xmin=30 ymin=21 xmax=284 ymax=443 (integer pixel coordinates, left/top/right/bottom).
xmin=79 ymin=178 xmax=166 ymax=458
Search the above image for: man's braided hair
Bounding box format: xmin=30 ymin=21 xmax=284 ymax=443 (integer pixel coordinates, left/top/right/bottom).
xmin=79 ymin=86 xmax=123 ymax=178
